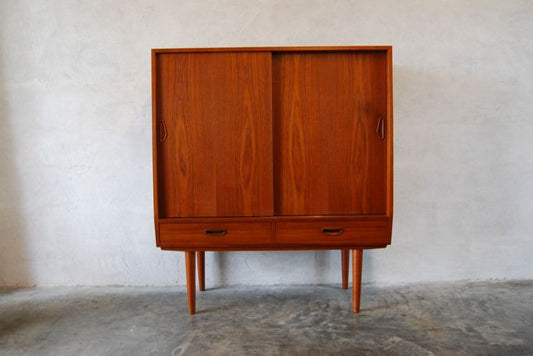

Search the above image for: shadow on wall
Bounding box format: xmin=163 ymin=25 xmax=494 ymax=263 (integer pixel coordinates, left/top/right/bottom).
xmin=213 ymin=251 xmax=228 ymax=286
xmin=0 ymin=46 xmax=32 ymax=287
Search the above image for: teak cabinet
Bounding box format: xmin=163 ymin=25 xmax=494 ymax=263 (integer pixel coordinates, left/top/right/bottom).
xmin=152 ymin=46 xmax=393 ymax=314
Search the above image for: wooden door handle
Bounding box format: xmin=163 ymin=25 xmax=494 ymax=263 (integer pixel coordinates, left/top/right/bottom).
xmin=376 ymin=116 xmax=385 ymax=140
xmin=204 ymin=229 xmax=227 ymax=236
xmin=321 ymin=227 xmax=344 ymax=236
xmin=159 ymin=120 xmax=168 ymax=143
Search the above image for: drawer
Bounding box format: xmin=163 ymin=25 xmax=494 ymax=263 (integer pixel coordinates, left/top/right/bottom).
xmin=275 ymin=219 xmax=390 ymax=247
xmin=159 ymin=222 xmax=273 ymax=249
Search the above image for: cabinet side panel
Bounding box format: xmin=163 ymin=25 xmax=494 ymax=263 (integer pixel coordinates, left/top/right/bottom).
xmin=273 ymin=51 xmax=388 ymax=215
xmin=152 ymin=50 xmax=160 ymax=245
xmin=386 ymin=48 xmax=394 ymax=219
xmin=155 ymin=52 xmax=273 ymax=217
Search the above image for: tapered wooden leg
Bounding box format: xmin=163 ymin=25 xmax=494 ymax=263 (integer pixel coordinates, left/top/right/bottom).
xmin=341 ymin=249 xmax=349 ymax=290
xmin=197 ymin=251 xmax=205 ymax=292
xmin=352 ymin=249 xmax=363 ymax=313
xmin=185 ymin=251 xmax=196 ymax=314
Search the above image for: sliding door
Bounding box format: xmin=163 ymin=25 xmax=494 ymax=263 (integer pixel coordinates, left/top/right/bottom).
xmin=273 ymin=51 xmax=388 ymax=215
xmin=155 ymin=52 xmax=273 ymax=217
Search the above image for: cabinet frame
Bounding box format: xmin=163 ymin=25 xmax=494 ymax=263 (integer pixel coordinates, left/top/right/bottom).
xmin=152 ymin=46 xmax=393 ymax=313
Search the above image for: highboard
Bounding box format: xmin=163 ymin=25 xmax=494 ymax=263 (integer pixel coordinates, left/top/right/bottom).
xmin=152 ymin=46 xmax=393 ymax=314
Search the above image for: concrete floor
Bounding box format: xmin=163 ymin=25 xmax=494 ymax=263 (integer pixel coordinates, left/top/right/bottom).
xmin=0 ymin=281 xmax=532 ymax=355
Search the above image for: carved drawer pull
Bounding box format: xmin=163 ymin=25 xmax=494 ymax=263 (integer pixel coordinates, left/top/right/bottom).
xmin=204 ymin=229 xmax=227 ymax=236
xmin=321 ymin=227 xmax=344 ymax=236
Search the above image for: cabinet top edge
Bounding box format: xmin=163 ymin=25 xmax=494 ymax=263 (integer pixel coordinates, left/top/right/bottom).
xmin=152 ymin=46 xmax=392 ymax=54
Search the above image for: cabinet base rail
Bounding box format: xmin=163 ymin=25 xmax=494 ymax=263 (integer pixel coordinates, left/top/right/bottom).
xmin=183 ymin=249 xmax=363 ymax=315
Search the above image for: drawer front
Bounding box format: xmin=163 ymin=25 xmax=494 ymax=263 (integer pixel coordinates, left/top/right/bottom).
xmin=275 ymin=220 xmax=390 ymax=246
xmin=159 ymin=222 xmax=273 ymax=249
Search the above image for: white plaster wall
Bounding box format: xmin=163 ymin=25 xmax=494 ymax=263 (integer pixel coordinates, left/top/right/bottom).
xmin=0 ymin=0 xmax=532 ymax=286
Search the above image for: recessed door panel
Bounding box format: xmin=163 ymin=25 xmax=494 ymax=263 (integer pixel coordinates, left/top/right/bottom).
xmin=273 ymin=51 xmax=388 ymax=215
xmin=156 ymin=52 xmax=273 ymax=217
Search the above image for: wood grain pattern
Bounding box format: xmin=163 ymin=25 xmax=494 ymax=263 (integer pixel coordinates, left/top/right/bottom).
xmin=159 ymin=222 xmax=273 ymax=249
xmin=155 ymin=52 xmax=273 ymax=217
xmin=352 ymin=249 xmax=363 ymax=313
xmin=159 ymin=219 xmax=390 ymax=249
xmin=273 ymin=51 xmax=388 ymax=215
xmin=275 ymin=219 xmax=390 ymax=246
